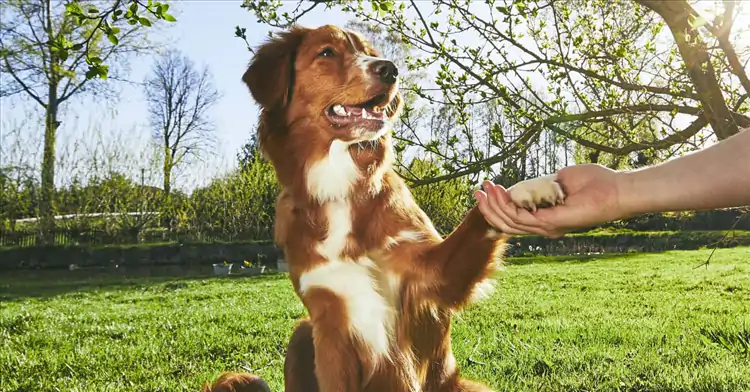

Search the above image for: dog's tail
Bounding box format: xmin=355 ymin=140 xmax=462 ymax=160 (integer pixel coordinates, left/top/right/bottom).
xmin=201 ymin=371 xmax=272 ymax=392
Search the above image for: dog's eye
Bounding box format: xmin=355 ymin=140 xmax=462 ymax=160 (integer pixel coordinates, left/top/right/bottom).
xmin=318 ymin=47 xmax=335 ymax=58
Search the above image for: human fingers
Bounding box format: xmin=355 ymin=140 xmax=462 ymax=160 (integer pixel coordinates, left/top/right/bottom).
xmin=483 ymin=181 xmax=582 ymax=238
xmin=474 ymin=190 xmax=529 ymax=235
xmin=475 ymin=186 xmax=555 ymax=236
xmin=482 ymin=182 xmax=558 ymax=229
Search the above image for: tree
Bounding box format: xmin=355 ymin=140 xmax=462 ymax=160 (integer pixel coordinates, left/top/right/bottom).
xmin=241 ymin=0 xmax=750 ymax=186
xmin=405 ymin=156 xmax=474 ymax=234
xmin=0 ymin=165 xmax=38 ymax=231
xmin=0 ymin=0 xmax=161 ymax=242
xmin=634 ymin=0 xmax=750 ymax=139
xmin=237 ymin=133 xmax=262 ymax=171
xmin=189 ymin=153 xmax=280 ymax=241
xmin=143 ymin=49 xmax=220 ymax=198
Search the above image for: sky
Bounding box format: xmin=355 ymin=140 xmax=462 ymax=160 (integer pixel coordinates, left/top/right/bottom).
xmin=1 ymin=0 xmax=747 ymax=192
xmin=0 ymin=1 xmax=354 ymax=191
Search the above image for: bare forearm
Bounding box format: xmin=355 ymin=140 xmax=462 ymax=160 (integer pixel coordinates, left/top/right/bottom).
xmin=619 ymin=127 xmax=750 ymax=216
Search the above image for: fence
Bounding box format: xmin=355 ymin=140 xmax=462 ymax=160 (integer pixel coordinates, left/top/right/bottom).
xmin=0 ymin=227 xmax=273 ymax=248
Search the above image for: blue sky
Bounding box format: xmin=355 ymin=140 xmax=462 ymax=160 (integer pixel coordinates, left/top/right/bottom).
xmin=0 ymin=1 xmax=353 ymax=191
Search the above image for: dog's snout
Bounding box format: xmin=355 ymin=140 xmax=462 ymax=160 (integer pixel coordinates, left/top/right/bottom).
xmin=371 ymin=60 xmax=398 ymax=84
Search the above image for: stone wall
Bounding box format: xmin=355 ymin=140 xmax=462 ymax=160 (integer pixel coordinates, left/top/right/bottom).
xmin=2 ymin=231 xmax=748 ymax=271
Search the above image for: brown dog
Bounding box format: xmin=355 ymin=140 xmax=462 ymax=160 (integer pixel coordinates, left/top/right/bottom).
xmin=210 ymin=24 xmax=565 ymax=392
xmin=202 ymin=372 xmax=271 ymax=392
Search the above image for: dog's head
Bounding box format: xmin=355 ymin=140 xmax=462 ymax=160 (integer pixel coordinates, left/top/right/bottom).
xmin=242 ymin=24 xmax=403 ymax=144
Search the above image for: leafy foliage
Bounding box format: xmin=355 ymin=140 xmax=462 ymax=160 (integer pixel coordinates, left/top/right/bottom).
xmin=0 ymin=0 xmax=167 ymax=241
xmin=63 ymin=0 xmax=177 ymax=80
xmin=403 ymin=156 xmax=474 ymax=234
xmin=239 ymin=0 xmax=750 ymax=184
xmin=188 ymin=153 xmax=280 ymax=241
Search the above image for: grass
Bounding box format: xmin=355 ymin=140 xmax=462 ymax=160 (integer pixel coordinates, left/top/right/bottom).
xmin=1 ymin=247 xmax=749 ymax=392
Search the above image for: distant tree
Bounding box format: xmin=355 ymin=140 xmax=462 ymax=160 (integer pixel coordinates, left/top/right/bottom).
xmin=189 ymin=153 xmax=280 ymax=240
xmin=143 ymin=49 xmax=220 ymax=197
xmin=237 ymin=133 xmax=262 ymax=171
xmin=406 ymin=156 xmax=474 ymax=234
xmin=0 ymin=0 xmax=161 ymax=243
xmin=0 ymin=165 xmax=38 ymax=231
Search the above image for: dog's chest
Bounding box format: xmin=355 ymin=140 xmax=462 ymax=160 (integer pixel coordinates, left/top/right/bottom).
xmin=298 ymin=199 xmax=403 ymax=360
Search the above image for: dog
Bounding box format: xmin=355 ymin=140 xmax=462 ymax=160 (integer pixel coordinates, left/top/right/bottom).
xmin=217 ymin=24 xmax=565 ymax=392
xmin=202 ymin=372 xmax=272 ymax=392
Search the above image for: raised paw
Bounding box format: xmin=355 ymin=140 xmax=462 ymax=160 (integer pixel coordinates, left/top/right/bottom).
xmin=506 ymin=174 xmax=566 ymax=212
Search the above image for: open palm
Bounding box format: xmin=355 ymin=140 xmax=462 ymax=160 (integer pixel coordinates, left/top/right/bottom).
xmin=475 ymin=164 xmax=624 ymax=238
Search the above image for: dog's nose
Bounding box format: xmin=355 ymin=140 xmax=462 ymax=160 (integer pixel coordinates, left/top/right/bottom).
xmin=371 ymin=60 xmax=399 ymax=84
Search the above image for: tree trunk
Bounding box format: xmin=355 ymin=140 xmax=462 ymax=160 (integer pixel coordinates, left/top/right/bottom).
xmin=39 ymin=73 xmax=58 ymax=245
xmin=635 ymin=0 xmax=739 ymax=140
xmin=37 ymin=0 xmax=58 ymax=245
xmin=162 ymin=143 xmax=173 ymax=231
xmin=162 ymin=152 xmax=172 ymax=196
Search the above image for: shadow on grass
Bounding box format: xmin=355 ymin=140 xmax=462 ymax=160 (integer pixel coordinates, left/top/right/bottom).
xmin=1 ymin=252 xmax=655 ymax=301
xmin=0 ymin=264 xmax=289 ymax=302
xmin=506 ymin=252 xmax=643 ymax=266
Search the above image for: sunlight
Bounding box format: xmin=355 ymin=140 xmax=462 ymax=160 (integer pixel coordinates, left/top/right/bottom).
xmin=692 ymin=0 xmax=750 ymax=46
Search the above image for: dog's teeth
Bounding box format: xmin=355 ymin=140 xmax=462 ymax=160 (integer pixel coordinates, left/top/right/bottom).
xmin=333 ymin=105 xmax=348 ymax=116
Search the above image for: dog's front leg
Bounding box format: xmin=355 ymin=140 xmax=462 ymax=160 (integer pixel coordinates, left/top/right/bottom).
xmin=301 ymin=287 xmax=363 ymax=392
xmin=421 ymin=205 xmax=506 ymax=308
xmin=297 ymin=261 xmax=394 ymax=392
xmin=422 ymin=175 xmax=566 ymax=308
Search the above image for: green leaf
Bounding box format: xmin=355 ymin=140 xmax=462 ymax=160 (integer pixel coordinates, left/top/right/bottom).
xmin=162 ymin=13 xmax=176 ymax=22
xmin=64 ymin=2 xmax=83 ymax=15
xmin=108 ymin=33 xmax=119 ymax=45
xmin=139 ymin=17 xmax=152 ymax=27
xmin=85 ymin=68 xmax=99 ymax=80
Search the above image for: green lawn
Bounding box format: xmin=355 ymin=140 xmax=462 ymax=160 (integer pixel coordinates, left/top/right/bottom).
xmin=1 ymin=248 xmax=749 ymax=392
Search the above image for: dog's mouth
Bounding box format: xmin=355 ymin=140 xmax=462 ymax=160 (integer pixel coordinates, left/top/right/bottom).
xmin=326 ymin=93 xmax=400 ymax=128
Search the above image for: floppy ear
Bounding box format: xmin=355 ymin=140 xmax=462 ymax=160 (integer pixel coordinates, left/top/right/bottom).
xmin=242 ymin=26 xmax=308 ymax=110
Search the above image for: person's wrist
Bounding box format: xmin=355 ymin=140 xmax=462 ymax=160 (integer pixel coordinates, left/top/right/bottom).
xmin=613 ymin=170 xmax=640 ymax=220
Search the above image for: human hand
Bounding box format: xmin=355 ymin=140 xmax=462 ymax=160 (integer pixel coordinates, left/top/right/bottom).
xmin=473 ymin=164 xmax=626 ymax=238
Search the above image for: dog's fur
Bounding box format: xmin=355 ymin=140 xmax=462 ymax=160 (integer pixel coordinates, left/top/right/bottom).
xmin=206 ymin=24 xmax=565 ymax=392
xmin=202 ymin=372 xmax=272 ymax=392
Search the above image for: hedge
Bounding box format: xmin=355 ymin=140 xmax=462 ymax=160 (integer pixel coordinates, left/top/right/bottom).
xmin=2 ymin=230 xmax=748 ymax=271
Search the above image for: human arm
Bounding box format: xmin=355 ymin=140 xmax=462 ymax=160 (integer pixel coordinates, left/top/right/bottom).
xmin=474 ymin=127 xmax=750 ymax=238
xmin=619 ymin=126 xmax=750 ymax=215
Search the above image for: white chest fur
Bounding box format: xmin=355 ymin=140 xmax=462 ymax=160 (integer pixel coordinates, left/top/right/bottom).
xmin=298 ymin=198 xmax=398 ymax=361
xmin=306 ymin=140 xmax=361 ymax=204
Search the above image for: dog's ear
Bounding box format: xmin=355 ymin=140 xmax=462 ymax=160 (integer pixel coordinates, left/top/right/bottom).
xmin=242 ymin=26 xmax=308 ymax=110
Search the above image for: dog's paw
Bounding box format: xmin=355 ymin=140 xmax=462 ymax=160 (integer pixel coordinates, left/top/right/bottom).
xmin=506 ymin=174 xmax=566 ymax=212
